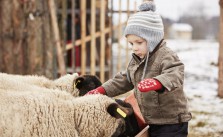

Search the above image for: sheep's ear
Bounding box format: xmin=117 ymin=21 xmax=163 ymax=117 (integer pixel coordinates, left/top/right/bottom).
xmin=115 ymin=99 xmax=132 ymax=109
xmin=74 ymin=77 xmax=84 ymax=89
xmin=107 ymin=103 xmax=132 ymax=119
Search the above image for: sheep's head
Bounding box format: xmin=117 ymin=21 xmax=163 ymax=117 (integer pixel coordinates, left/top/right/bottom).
xmin=53 ymin=73 xmax=80 ymax=96
xmin=74 ymin=74 xmax=102 ymax=96
xmin=107 ymin=99 xmax=140 ymax=137
xmin=53 ymin=74 xmax=101 ymax=97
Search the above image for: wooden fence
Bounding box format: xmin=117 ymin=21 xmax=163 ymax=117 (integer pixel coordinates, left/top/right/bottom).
xmin=59 ymin=0 xmax=139 ymax=82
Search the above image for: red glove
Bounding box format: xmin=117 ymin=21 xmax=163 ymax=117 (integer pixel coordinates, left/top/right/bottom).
xmin=85 ymin=86 xmax=106 ymax=95
xmin=137 ymin=78 xmax=163 ymax=92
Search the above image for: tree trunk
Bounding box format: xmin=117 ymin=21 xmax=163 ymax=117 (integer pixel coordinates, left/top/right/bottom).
xmin=0 ymin=0 xmax=57 ymax=79
xmin=218 ymin=0 xmax=223 ymax=98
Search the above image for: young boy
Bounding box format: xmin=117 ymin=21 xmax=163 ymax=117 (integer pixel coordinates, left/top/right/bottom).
xmin=87 ymin=1 xmax=192 ymax=137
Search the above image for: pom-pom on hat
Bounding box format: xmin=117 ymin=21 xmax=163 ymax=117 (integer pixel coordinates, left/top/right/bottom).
xmin=124 ymin=1 xmax=164 ymax=53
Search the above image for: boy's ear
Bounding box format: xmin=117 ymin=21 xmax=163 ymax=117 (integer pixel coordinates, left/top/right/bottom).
xmin=74 ymin=77 xmax=84 ymax=89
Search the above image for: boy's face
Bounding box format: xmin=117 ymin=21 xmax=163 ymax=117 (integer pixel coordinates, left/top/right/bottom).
xmin=127 ymin=34 xmax=148 ymax=59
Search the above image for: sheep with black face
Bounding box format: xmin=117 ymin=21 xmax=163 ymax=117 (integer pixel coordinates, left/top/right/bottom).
xmin=74 ymin=74 xmax=102 ymax=96
xmin=0 ymin=73 xmax=101 ymax=97
xmin=0 ymin=73 xmax=141 ymax=136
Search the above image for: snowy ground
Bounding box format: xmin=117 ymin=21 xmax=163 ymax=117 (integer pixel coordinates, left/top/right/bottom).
xmin=168 ymin=40 xmax=223 ymax=137
xmin=112 ymin=39 xmax=223 ymax=137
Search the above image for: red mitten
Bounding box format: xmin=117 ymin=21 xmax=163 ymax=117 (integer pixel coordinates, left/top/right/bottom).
xmin=137 ymin=78 xmax=162 ymax=92
xmin=85 ymin=86 xmax=106 ymax=95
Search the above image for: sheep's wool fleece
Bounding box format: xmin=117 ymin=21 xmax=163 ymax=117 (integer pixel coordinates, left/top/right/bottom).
xmin=0 ymin=73 xmax=80 ymax=96
xmin=0 ymin=91 xmax=124 ymax=137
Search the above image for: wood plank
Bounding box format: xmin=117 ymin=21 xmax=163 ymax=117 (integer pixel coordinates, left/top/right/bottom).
xmin=110 ymin=10 xmax=136 ymax=13
xmin=71 ymin=0 xmax=76 ymax=72
xmin=117 ymin=0 xmax=122 ymax=72
xmin=66 ymin=28 xmax=107 ymax=49
xmin=61 ymin=0 xmax=67 ymax=49
xmin=125 ymin=0 xmax=130 ymax=68
xmin=90 ymin=0 xmax=96 ymax=75
xmin=48 ymin=0 xmax=66 ymax=75
xmin=66 ymin=66 xmax=110 ymax=73
xmin=100 ymin=0 xmax=106 ymax=82
xmin=135 ymin=126 xmax=150 ymax=137
xmin=108 ymin=0 xmax=114 ymax=78
xmin=65 ymin=23 xmax=127 ymax=50
xmin=81 ymin=0 xmax=86 ymax=75
xmin=218 ymin=0 xmax=223 ymax=98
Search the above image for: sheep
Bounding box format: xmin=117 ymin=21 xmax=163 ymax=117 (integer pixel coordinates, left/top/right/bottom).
xmin=0 ymin=72 xmax=77 ymax=93
xmin=0 ymin=73 xmax=101 ymax=97
xmin=0 ymin=89 xmax=134 ymax=137
xmin=0 ymin=73 xmax=140 ymax=136
xmin=0 ymin=72 xmax=68 ymax=89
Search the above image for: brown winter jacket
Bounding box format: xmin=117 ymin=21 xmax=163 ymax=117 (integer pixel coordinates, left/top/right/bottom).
xmin=102 ymin=40 xmax=192 ymax=124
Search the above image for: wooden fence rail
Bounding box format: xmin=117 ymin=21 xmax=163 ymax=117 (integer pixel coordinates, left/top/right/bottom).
xmin=63 ymin=0 xmax=138 ymax=82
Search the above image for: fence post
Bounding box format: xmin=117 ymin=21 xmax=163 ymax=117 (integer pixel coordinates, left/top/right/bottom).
xmin=218 ymin=0 xmax=223 ymax=98
xmin=100 ymin=0 xmax=106 ymax=82
xmin=81 ymin=0 xmax=87 ymax=75
xmin=48 ymin=0 xmax=66 ymax=76
xmin=117 ymin=0 xmax=122 ymax=72
xmin=90 ymin=0 xmax=96 ymax=75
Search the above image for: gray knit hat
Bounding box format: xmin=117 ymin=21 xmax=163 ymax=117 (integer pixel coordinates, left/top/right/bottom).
xmin=124 ymin=1 xmax=164 ymax=52
xmin=125 ymin=1 xmax=164 ymax=81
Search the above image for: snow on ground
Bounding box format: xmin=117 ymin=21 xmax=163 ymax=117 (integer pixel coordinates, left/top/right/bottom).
xmin=167 ymin=40 xmax=223 ymax=137
xmin=113 ymin=39 xmax=223 ymax=137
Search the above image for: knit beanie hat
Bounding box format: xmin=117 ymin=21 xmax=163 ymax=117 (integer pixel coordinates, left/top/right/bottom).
xmin=125 ymin=1 xmax=164 ymax=81
xmin=124 ymin=1 xmax=164 ymax=52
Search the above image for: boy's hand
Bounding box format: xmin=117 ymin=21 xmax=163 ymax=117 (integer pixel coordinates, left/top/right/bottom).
xmin=137 ymin=78 xmax=162 ymax=92
xmin=85 ymin=86 xmax=106 ymax=95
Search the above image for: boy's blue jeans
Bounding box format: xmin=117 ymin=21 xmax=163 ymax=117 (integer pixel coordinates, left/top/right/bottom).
xmin=149 ymin=122 xmax=188 ymax=137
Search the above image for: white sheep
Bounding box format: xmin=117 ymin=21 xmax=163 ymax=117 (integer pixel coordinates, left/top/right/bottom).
xmin=0 ymin=73 xmax=80 ymax=96
xmin=0 ymin=73 xmax=103 ymax=97
xmin=0 ymin=89 xmax=127 ymax=137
